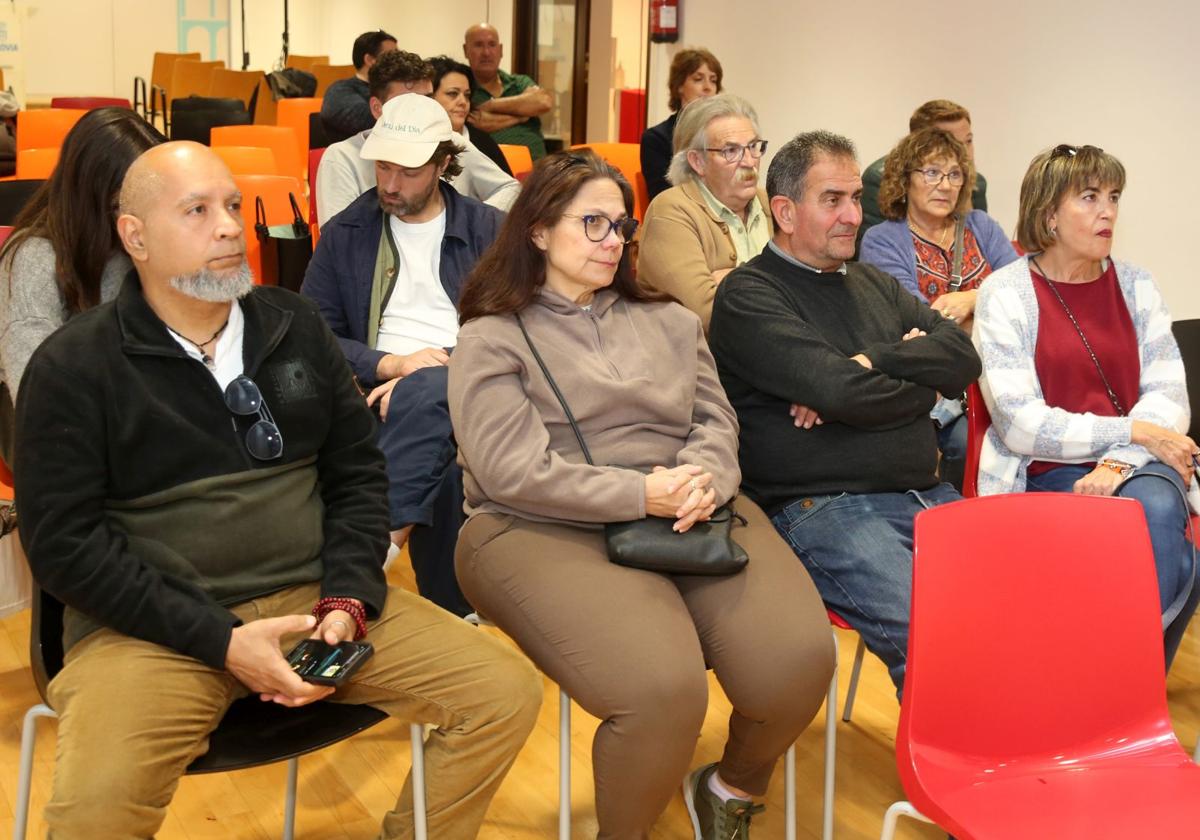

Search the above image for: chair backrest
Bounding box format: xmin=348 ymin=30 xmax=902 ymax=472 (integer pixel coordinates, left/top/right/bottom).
xmin=208 ymin=69 xmax=263 ymax=114
xmin=308 ymin=146 xmax=327 ymax=223
xmin=312 ymin=64 xmax=356 ymax=97
xmin=212 ymin=125 xmax=302 ymax=184
xmin=1172 ymin=319 xmax=1200 ymax=443
xmin=285 ymin=54 xmax=330 ymax=73
xmin=50 ymin=96 xmax=132 ymax=110
xmin=0 ymin=179 xmax=46 ymax=225
xmin=233 ymin=174 xmax=306 ymax=283
xmin=498 ymin=143 xmax=534 ymax=178
xmin=571 ymin=142 xmax=649 ymax=220
xmin=900 ymin=494 xmax=1173 ymax=822
xmin=169 ymin=59 xmax=224 ymax=102
xmin=151 ymin=51 xmax=202 ymax=98
xmin=276 ymin=98 xmax=322 ymax=166
xmin=16 ymin=109 xmax=86 ymax=153
xmin=16 ymin=147 xmax=60 ymax=179
xmin=308 ymin=111 xmax=333 ymax=150
xmin=961 ymin=381 xmax=991 ymax=498
xmin=212 ymin=145 xmax=278 ymax=176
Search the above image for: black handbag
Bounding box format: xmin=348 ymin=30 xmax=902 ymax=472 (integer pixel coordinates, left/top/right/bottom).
xmin=514 ymin=313 xmax=748 ymax=576
xmin=255 ymin=193 xmax=313 ymax=293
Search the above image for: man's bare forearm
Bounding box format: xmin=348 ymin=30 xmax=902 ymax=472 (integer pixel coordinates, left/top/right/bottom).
xmin=479 ymin=87 xmax=552 ymax=117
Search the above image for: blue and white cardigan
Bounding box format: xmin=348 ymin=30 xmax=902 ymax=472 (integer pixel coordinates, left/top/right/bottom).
xmin=972 ymin=255 xmax=1198 ymax=510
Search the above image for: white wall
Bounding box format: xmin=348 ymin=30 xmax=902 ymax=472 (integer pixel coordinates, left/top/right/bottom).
xmin=656 ymin=0 xmax=1200 ymax=317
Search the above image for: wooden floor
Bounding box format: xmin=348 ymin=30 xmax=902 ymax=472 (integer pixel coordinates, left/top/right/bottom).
xmin=2 ymin=556 xmax=1198 ymax=839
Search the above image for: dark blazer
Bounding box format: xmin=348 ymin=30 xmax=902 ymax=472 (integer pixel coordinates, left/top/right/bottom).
xmin=640 ymin=112 xmax=678 ymax=202
xmin=301 ymin=181 xmax=504 ymax=386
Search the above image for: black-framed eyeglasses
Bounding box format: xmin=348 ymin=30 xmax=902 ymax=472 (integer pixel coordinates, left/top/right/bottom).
xmin=1052 ymin=144 xmax=1104 ymax=158
xmin=224 ymin=375 xmax=283 ymax=460
xmin=703 ymin=138 xmax=768 ymax=165
xmin=912 ymin=167 xmax=965 ymax=187
xmin=563 ymin=213 xmax=639 ymax=244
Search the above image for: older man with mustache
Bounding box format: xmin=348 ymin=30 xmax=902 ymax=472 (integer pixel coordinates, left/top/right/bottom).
xmin=638 ymin=93 xmax=772 ymax=332
xmin=708 ymin=131 xmax=981 ymax=694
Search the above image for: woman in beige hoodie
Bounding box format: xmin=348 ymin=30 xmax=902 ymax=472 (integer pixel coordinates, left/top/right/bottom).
xmin=449 ymin=150 xmax=834 ymax=840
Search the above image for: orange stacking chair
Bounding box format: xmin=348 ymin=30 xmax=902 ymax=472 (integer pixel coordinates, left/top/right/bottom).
xmin=169 ymin=59 xmax=224 ymax=101
xmin=136 ymin=51 xmax=201 ymax=129
xmin=312 ymin=64 xmax=355 ymax=97
xmin=212 ymin=125 xmax=303 ymax=184
xmin=15 ymin=109 xmax=86 ymax=154
xmin=498 ymin=144 xmax=534 ymax=180
xmin=276 ymin=98 xmax=322 ymax=164
xmin=208 ymin=69 xmax=263 ymax=115
xmin=285 ymin=55 xmax=330 ymax=72
xmin=233 ymin=175 xmax=306 ymax=283
xmin=212 ymin=146 xmax=278 ymax=176
xmin=15 ymin=148 xmax=60 ymax=179
xmin=571 ymin=143 xmax=648 ymax=221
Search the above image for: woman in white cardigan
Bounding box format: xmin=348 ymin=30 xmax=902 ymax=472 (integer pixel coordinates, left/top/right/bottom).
xmin=973 ymin=144 xmax=1199 ymax=666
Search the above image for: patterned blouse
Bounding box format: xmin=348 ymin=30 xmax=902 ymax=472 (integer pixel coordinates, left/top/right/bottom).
xmin=911 ymin=225 xmax=993 ymax=303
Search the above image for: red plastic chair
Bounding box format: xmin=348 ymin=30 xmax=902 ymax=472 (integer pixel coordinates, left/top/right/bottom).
xmin=49 ymin=97 xmax=132 ymax=110
xmin=881 ymin=493 xmax=1200 ymax=839
xmin=962 ymin=381 xmax=990 ymax=498
xmin=825 ymin=609 xmax=866 ymax=722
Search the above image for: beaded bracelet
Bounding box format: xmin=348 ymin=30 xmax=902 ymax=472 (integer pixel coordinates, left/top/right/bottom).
xmin=313 ymin=596 xmax=368 ymax=640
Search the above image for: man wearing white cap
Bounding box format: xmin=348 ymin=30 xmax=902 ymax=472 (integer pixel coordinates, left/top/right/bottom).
xmin=315 ymin=50 xmax=519 ymax=227
xmin=303 ymin=93 xmax=504 ymax=616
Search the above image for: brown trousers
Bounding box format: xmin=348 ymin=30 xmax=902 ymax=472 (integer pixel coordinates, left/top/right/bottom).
xmin=455 ymin=496 xmax=835 ymax=840
xmin=43 ymin=582 xmax=542 ymax=840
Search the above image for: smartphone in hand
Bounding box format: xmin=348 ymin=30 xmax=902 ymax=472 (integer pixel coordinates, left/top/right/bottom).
xmin=285 ymin=639 xmax=374 ymax=686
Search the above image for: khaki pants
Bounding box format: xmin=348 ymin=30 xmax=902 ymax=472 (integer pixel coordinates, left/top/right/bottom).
xmin=43 ymin=582 xmax=542 ymax=840
xmin=455 ymin=496 xmax=836 ymax=840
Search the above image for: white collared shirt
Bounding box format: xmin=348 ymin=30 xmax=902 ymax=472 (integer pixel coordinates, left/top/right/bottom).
xmin=167 ymin=300 xmax=245 ymax=392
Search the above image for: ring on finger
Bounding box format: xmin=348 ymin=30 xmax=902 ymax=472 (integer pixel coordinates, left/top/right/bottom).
xmin=689 ymin=478 xmax=698 ymax=492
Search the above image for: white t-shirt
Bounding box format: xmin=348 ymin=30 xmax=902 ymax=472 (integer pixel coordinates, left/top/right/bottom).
xmin=376 ymin=210 xmax=459 ymax=356
xmin=166 ymin=300 xmax=245 ymax=391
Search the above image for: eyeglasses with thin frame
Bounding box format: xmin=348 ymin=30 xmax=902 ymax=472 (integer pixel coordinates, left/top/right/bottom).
xmin=1051 ymin=144 xmax=1104 ymax=158
xmin=224 ymin=375 xmax=284 ymax=461
xmin=703 ymin=138 xmax=768 ymax=165
xmin=562 ymin=213 xmax=640 ymax=244
xmin=913 ymin=167 xmax=965 ymax=187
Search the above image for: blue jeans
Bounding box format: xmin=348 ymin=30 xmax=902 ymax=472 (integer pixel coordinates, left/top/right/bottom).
xmin=770 ymin=483 xmax=963 ymax=692
xmin=1026 ymin=461 xmax=1199 ymax=667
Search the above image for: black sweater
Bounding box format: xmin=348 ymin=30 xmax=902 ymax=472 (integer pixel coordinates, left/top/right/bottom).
xmin=709 ymin=246 xmax=981 ymax=511
xmin=15 ymin=277 xmax=390 ymax=668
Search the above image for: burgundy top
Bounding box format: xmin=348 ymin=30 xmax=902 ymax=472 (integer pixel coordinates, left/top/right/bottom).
xmin=912 ymin=226 xmax=993 ymax=302
xmin=1027 ymin=260 xmax=1140 ymax=476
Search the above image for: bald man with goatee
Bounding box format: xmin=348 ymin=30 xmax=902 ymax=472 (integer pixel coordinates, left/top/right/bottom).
xmin=14 ymin=141 xmax=539 ymax=839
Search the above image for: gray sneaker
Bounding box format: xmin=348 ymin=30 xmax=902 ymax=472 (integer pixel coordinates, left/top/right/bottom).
xmin=683 ymin=763 xmax=766 ymax=840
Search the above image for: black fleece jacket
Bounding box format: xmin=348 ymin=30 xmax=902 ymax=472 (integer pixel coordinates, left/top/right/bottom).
xmin=709 ymin=246 xmax=981 ymax=511
xmin=14 ymin=275 xmax=389 ymax=668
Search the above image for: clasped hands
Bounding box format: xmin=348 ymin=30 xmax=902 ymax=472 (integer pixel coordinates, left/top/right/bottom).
xmin=1077 ymin=421 xmax=1200 ymax=496
xmin=790 ymin=327 xmax=926 ymax=429
xmin=367 ymin=347 xmax=450 ymax=420
xmin=644 ymin=464 xmax=718 ymax=533
xmin=224 ymin=606 xmax=359 ymax=708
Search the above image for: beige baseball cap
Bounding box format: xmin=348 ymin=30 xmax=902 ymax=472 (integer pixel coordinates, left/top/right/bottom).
xmin=360 ymin=93 xmax=464 ymax=167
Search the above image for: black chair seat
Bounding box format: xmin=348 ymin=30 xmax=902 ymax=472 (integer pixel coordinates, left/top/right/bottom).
xmin=187 ymin=697 xmax=388 ymax=774
xmin=1172 ymin=319 xmax=1200 ymax=444
xmin=0 ymin=180 xmax=45 ymax=226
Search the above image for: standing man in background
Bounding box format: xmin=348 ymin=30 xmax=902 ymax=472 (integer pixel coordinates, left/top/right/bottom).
xmin=463 ymin=23 xmax=551 ymax=159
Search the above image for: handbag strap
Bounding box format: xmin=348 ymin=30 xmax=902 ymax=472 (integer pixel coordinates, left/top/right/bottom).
xmin=288 ymin=191 xmax=307 ymax=235
xmin=948 ymin=214 xmax=966 ymax=291
xmin=514 ymin=312 xmax=595 ymax=466
xmin=1029 ymin=256 xmax=1127 ymax=416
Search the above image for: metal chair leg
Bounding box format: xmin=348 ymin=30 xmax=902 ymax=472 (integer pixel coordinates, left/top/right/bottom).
xmin=282 ymin=757 xmax=298 ymax=840
xmin=784 ymin=742 xmax=796 ymax=840
xmin=559 ymin=689 xmax=571 ymax=840
xmin=879 ymin=800 xmax=932 ymax=840
xmin=410 ymin=723 xmax=428 ymax=840
xmin=823 ymin=632 xmax=838 ymax=840
xmin=14 ymin=703 xmax=56 ymax=840
xmin=841 ymin=635 xmax=866 ymax=722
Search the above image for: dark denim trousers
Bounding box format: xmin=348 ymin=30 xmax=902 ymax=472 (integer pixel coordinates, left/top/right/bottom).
xmin=770 ymin=483 xmax=962 ymax=692
xmin=1026 ymin=461 xmax=1199 ymax=667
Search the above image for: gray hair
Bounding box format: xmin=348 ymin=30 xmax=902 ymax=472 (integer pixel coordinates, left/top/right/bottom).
xmin=766 ymin=130 xmax=857 ymax=201
xmin=666 ymin=93 xmax=760 ymax=187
